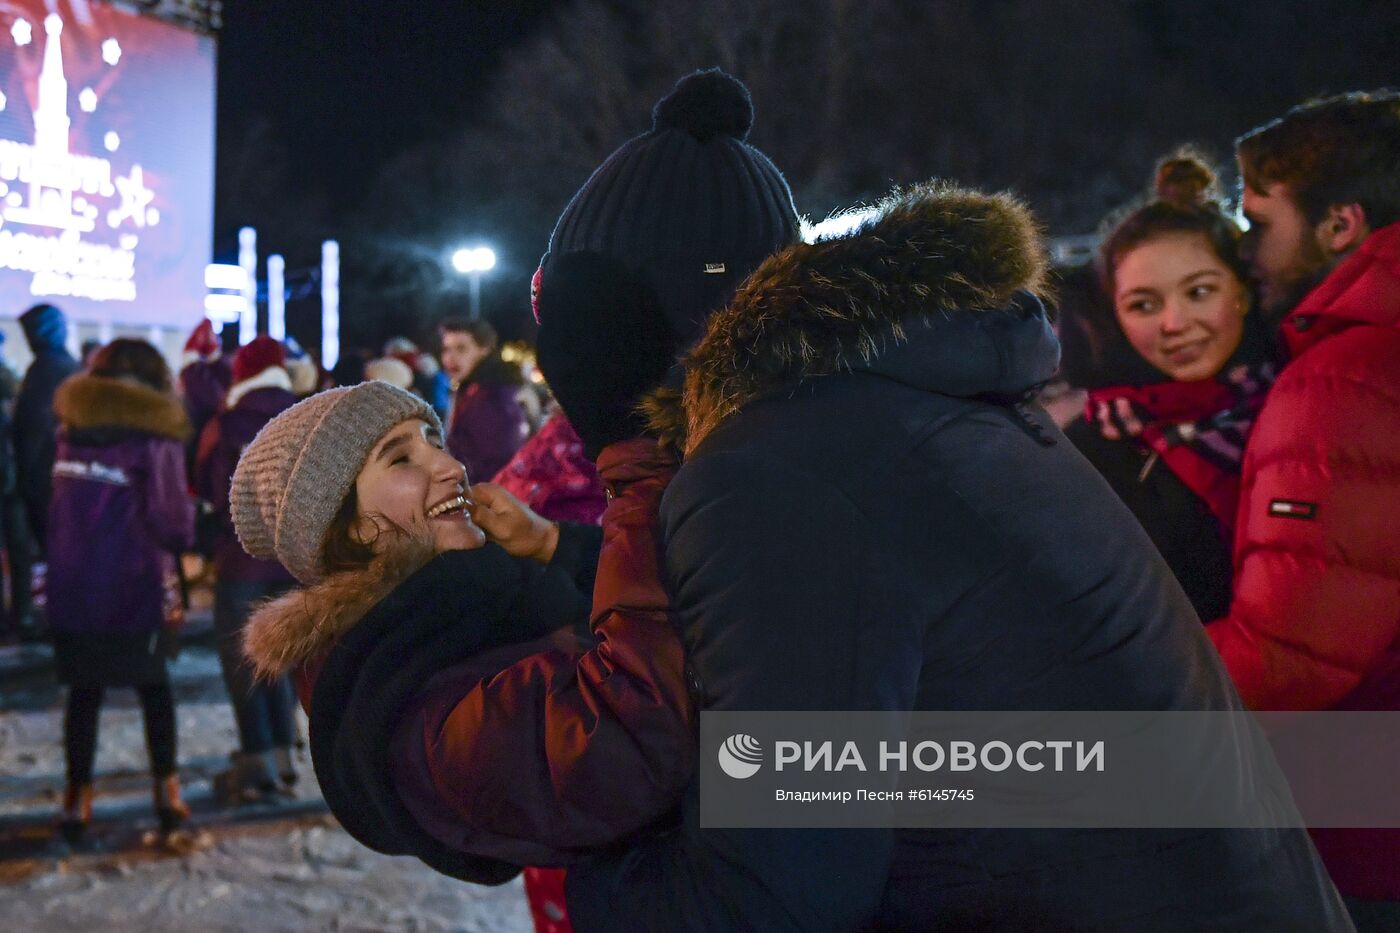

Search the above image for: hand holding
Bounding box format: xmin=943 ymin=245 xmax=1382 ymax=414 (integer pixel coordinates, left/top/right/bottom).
xmin=468 ymin=482 xmax=559 ymax=563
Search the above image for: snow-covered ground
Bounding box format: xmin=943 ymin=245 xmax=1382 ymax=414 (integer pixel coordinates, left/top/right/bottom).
xmin=0 ymin=640 xmax=533 ymax=932
xmin=4 ymin=822 xmax=533 ymax=933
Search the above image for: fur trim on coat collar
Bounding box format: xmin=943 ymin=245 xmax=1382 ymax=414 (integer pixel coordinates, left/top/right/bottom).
xmin=662 ymin=182 xmax=1047 ymax=455
xmin=242 ymin=535 xmax=437 ymax=679
xmin=54 ymin=374 xmax=191 ymax=441
xmin=242 ymin=529 xmax=436 ymax=675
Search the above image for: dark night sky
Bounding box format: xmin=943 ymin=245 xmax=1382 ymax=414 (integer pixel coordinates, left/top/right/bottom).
xmin=208 ymin=0 xmax=1398 ymax=349
xmin=214 ymin=0 xmax=555 ymax=245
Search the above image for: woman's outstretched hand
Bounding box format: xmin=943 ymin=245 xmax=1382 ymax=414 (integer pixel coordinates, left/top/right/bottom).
xmin=468 ymin=482 xmax=560 ymax=563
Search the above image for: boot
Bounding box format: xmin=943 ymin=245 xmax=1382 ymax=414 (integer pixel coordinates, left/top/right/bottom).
xmin=58 ymin=783 xmax=93 ymax=846
xmin=271 ymin=746 xmax=298 ymax=791
xmin=212 ymin=752 xmax=279 ymax=806
xmin=150 ymin=773 xmax=209 ymax=854
xmin=152 ymin=773 xmax=191 ymax=834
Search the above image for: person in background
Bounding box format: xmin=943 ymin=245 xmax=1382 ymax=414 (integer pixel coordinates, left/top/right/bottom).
xmin=384 ymin=337 xmax=451 ymax=418
xmin=1213 ymin=91 xmax=1400 ymax=930
xmin=14 ymin=303 xmax=79 ymax=550
xmin=0 ymin=329 xmax=37 ymax=640
xmin=364 ymin=356 xmax=417 ymax=393
xmin=1064 ymin=151 xmax=1276 ymax=621
xmin=329 ymin=347 xmax=372 ymax=389
xmin=177 ymin=320 xmax=232 ymax=477
xmin=492 ymin=409 xmax=606 ymax=528
xmin=80 ymin=339 xmax=102 ymax=369
xmin=194 ymin=336 xmax=302 ymax=804
xmin=46 ymin=339 xmax=198 ymax=851
xmin=282 ymin=337 xmax=326 ymax=397
xmin=439 ymin=317 xmax=528 ymax=482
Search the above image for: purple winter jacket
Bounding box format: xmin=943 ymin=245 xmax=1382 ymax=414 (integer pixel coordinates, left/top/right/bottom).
xmin=446 ymin=355 xmax=529 ymax=484
xmin=180 ymin=357 xmax=232 ymax=436
xmin=47 ymin=375 xmax=195 ymax=638
xmin=193 ymin=383 xmax=299 ymax=583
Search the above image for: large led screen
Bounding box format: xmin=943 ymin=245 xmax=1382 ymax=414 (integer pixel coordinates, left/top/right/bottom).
xmin=0 ymin=1 xmax=214 ymax=326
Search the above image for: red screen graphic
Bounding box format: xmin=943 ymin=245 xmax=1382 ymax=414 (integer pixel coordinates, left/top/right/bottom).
xmin=0 ymin=0 xmax=215 ymax=327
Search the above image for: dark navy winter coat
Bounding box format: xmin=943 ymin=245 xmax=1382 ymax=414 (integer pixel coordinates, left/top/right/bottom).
xmin=565 ymin=187 xmax=1350 ymax=932
xmin=14 ymin=304 xmax=79 ymax=544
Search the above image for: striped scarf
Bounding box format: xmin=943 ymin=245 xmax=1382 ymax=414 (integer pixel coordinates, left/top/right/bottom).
xmin=1086 ymin=361 xmax=1276 ymax=532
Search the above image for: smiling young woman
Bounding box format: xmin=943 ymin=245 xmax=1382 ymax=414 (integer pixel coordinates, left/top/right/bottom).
xmin=226 ymin=380 xmax=693 ymax=894
xmin=1062 ymin=151 xmax=1276 ymax=620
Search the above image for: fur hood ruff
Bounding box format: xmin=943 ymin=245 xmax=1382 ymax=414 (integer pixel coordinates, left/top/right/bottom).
xmin=243 ymin=535 xmax=436 ymax=679
xmin=643 ymin=182 xmax=1048 ymax=455
xmin=54 ymin=374 xmax=191 ymax=441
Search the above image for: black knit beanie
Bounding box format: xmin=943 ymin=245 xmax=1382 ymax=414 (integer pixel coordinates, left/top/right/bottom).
xmin=541 ymin=68 xmax=800 ymax=348
xmin=535 ymin=69 xmax=799 ymax=457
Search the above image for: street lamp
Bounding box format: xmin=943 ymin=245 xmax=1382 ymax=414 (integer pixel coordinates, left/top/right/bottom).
xmin=451 ymin=246 xmax=496 ymax=320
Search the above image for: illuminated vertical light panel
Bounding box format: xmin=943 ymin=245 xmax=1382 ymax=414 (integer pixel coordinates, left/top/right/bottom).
xmin=321 ymin=240 xmax=339 ymax=370
xmin=238 ymin=226 xmax=257 ymax=345
xmin=267 ymin=254 xmax=285 ymax=340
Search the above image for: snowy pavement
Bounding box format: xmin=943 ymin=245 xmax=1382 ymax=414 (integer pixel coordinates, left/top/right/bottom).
xmin=0 ymin=630 xmax=533 ymax=932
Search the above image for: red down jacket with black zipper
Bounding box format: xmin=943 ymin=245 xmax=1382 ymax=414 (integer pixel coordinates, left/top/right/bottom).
xmin=1206 ymin=221 xmax=1400 ymax=899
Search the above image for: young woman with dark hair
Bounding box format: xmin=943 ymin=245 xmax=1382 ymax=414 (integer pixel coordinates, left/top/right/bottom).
xmin=47 ymin=338 xmax=198 ymax=850
xmin=1064 ymin=152 xmax=1276 ymax=620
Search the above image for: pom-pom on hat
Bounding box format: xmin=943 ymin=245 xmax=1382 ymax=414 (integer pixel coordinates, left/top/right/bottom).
xmin=230 ymin=381 xmax=440 ymax=584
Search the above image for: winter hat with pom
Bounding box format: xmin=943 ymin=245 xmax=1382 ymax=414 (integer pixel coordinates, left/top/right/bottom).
xmin=541 ymin=69 xmax=798 ymax=346
xmin=535 ymin=68 xmax=799 ymax=456
xmin=230 ymin=381 xmax=440 ymax=584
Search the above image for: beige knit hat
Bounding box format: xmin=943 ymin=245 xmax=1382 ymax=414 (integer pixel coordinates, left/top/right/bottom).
xmin=231 ymin=381 xmax=441 ymax=584
xmin=363 ymin=357 xmax=415 ymax=390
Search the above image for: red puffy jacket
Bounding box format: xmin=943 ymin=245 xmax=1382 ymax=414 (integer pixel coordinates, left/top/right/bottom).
xmin=388 ymin=438 xmax=696 ymax=862
xmin=1206 ymin=221 xmax=1400 ymax=899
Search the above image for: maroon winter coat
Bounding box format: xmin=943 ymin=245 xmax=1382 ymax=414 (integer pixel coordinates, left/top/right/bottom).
xmin=447 ymin=354 xmax=530 ymax=484
xmin=241 ymin=438 xmax=694 ymax=868
xmin=179 ymin=357 xmax=231 ymax=463
xmin=1206 ymin=221 xmax=1400 ymax=899
xmin=47 ymin=375 xmax=195 ymax=686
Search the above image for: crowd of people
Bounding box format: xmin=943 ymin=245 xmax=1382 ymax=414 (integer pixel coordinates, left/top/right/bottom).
xmin=0 ymin=303 xmax=582 ymax=856
xmin=0 ymin=69 xmax=1395 ymax=932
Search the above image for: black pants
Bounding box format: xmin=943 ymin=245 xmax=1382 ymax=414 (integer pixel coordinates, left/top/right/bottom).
xmin=0 ymin=491 xmax=34 ymax=623
xmin=214 ymin=579 xmax=297 ymax=755
xmin=64 ymin=683 xmax=177 ymax=786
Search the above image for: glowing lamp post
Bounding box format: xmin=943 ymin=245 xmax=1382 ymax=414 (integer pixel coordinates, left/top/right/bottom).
xmin=451 ymin=246 xmax=496 ymax=320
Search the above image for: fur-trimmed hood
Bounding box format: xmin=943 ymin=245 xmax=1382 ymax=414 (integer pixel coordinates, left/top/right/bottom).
xmin=647 ymin=182 xmax=1054 ymax=455
xmin=54 ymin=373 xmax=191 ymax=440
xmin=242 ymin=535 xmax=436 ymax=679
